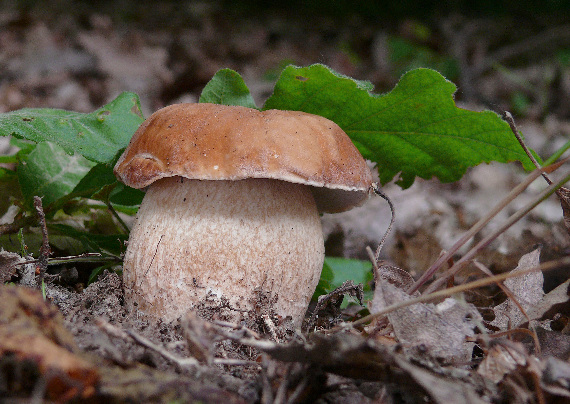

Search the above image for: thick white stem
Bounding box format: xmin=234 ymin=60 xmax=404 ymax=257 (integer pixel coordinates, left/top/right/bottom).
xmin=123 ymin=177 xmax=324 ymax=325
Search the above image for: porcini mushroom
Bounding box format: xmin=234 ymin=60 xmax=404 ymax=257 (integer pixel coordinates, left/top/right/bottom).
xmin=114 ymin=103 xmax=372 ymax=325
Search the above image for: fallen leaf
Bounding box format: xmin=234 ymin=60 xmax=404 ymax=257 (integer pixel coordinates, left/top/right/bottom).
xmin=0 ymin=284 xmax=98 ymax=401
xmin=522 ymin=278 xmax=570 ymax=326
xmin=395 ymin=356 xmax=489 ymax=404
xmin=0 ymin=250 xmax=23 ymax=283
xmin=477 ymin=340 xmax=529 ymax=383
xmin=370 ymin=265 xmax=480 ymax=364
xmin=491 ymin=248 xmax=544 ymax=330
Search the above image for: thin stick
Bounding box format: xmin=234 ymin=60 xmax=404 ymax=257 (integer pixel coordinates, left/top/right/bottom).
xmin=424 ymin=170 xmax=570 ymax=293
xmin=504 ymin=111 xmax=551 ymax=184
xmin=96 ymin=318 xmax=260 ymax=369
xmin=371 ymin=183 xmax=396 ymax=264
xmin=408 ymin=167 xmax=544 ymax=294
xmin=33 ymin=196 xmax=50 ymax=287
xmin=14 ymin=252 xmax=114 ymax=267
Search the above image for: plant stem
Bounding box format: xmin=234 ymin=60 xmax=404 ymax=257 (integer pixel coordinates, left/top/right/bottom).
xmin=544 ymin=139 xmax=570 ymax=166
xmin=504 ymin=111 xmax=552 ymax=184
xmin=0 ymin=214 xmax=36 ymax=236
xmin=106 ymin=201 xmax=130 ymax=234
xmin=34 ymin=196 xmax=50 ymax=288
xmin=15 ymin=252 xmax=122 ymax=267
xmin=424 ymin=169 xmax=570 ymax=293
xmin=407 ymin=166 xmax=544 ymax=294
xmin=371 ymin=183 xmax=395 ymax=264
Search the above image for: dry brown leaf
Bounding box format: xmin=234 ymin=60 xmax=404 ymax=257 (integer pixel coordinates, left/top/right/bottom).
xmin=181 ymin=311 xmax=218 ymax=364
xmin=370 ymin=265 xmax=480 ymax=364
xmin=0 ymin=284 xmax=98 ymax=401
xmin=0 ymin=250 xmax=23 ymax=283
xmin=368 ymin=263 xmax=419 ymax=315
xmin=491 ymin=248 xmax=544 ymax=330
xmin=394 ymin=356 xmax=489 ymax=404
xmin=523 ymin=278 xmax=570 ymax=326
xmin=541 ymin=357 xmax=570 ymax=398
xmin=477 ymin=340 xmax=529 ymax=383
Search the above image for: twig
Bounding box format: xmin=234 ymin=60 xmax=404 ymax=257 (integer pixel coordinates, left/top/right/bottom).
xmin=33 ymin=196 xmax=50 ymax=287
xmin=472 ymin=261 xmax=541 ymax=354
xmin=408 ymin=166 xmax=545 ymax=294
xmin=0 ymin=214 xmax=37 ymax=236
xmin=286 ymin=368 xmax=309 ymax=404
xmin=13 ymin=252 xmax=112 ymax=266
xmin=477 ymin=24 xmax=570 ymax=75
xmin=505 ymin=112 xmax=570 ymax=234
xmin=263 ymin=314 xmax=280 ymax=343
xmin=211 ymin=320 xmax=262 ymax=340
xmin=261 ymin=356 xmax=275 ymax=404
xmin=273 ymin=363 xmax=292 ymax=404
xmin=342 ymin=256 xmax=570 ymax=330
xmin=424 ymin=170 xmax=570 ymax=293
xmin=96 ymin=318 xmax=260 ymax=370
xmin=371 ymin=183 xmax=396 ymax=265
xmin=504 ymin=112 xmax=551 ymax=184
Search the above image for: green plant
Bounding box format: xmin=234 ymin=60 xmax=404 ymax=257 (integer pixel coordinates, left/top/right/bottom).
xmin=0 ymin=64 xmax=537 ymax=295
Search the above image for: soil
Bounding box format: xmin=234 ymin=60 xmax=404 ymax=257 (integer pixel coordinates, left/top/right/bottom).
xmin=1 ymin=1 xmax=569 ymax=402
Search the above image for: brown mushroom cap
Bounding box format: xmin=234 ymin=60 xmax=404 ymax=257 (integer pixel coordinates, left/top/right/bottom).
xmin=114 ymin=103 xmax=372 ymax=213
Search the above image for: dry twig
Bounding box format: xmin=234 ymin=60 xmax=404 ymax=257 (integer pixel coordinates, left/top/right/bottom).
xmin=96 ymin=318 xmax=260 ymax=369
xmin=33 ymin=196 xmax=50 ymax=287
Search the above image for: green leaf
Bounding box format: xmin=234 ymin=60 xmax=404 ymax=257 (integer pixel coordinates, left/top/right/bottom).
xmin=0 ymin=166 xmax=16 ymax=181
xmin=66 ymin=164 xmax=143 ymax=209
xmin=70 ymin=163 xmax=118 ymax=200
xmin=0 ymin=154 xmax=18 ymax=164
xmin=0 ymin=92 xmax=144 ymax=164
xmin=264 ymin=64 xmax=535 ymax=188
xmin=49 ymin=223 xmax=127 ymax=256
xmin=313 ymin=257 xmax=373 ymax=302
xmin=108 ymin=184 xmax=144 ymax=208
xmin=18 ymin=142 xmax=96 ymax=208
xmin=199 ymin=68 xmax=258 ymax=108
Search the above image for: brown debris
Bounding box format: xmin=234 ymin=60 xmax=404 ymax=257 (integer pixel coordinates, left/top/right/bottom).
xmin=0 ymin=284 xmax=98 ymax=401
xmin=491 ymin=248 xmax=544 ymax=330
xmin=0 ymin=250 xmax=23 ymax=283
xmin=369 ymin=262 xmax=480 ymax=364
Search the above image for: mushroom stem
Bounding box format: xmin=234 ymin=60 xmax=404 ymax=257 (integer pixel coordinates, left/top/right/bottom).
xmin=123 ymin=177 xmax=325 ymax=325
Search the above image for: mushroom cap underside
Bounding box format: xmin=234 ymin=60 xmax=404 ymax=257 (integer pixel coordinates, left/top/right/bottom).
xmin=114 ymin=103 xmax=373 ymax=213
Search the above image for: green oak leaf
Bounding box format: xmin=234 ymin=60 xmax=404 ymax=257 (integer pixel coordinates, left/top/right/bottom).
xmin=264 ymin=64 xmax=535 ymax=188
xmin=0 ymin=92 xmax=144 ymax=164
xmin=199 ymin=68 xmax=258 ymax=108
xmin=17 ymin=142 xmax=96 ymax=208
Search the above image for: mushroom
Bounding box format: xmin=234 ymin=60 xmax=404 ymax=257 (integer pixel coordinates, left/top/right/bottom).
xmin=114 ymin=103 xmax=372 ymax=325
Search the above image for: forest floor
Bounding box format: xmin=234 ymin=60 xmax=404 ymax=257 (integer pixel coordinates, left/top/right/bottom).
xmin=0 ymin=1 xmax=569 ymax=402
